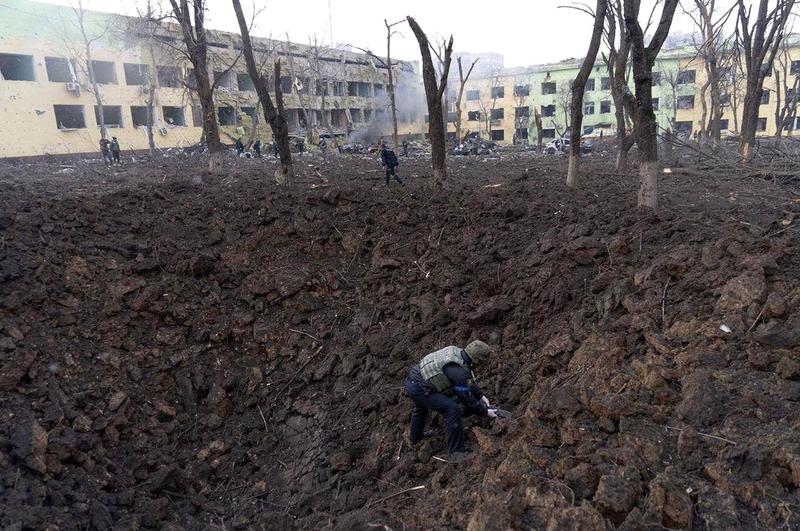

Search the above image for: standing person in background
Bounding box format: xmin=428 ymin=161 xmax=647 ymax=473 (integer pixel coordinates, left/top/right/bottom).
xmin=109 ymin=137 xmax=121 ymax=165
xmin=253 ymin=138 xmax=262 ymax=158
xmin=99 ymin=138 xmax=111 ymax=166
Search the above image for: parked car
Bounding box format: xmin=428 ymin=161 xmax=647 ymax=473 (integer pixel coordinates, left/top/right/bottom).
xmin=544 ymin=137 xmax=593 ymax=155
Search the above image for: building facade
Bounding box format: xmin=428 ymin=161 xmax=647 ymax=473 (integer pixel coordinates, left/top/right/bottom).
xmin=448 ymin=41 xmax=800 ymax=146
xmin=0 ymin=0 xmax=425 ymax=158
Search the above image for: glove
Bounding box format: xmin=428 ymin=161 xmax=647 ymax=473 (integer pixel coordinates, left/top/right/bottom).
xmin=487 ymin=409 xmax=498 ymax=419
xmin=480 ymin=396 xmax=491 ymax=409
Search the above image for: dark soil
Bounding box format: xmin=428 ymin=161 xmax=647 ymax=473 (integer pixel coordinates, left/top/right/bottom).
xmin=1 ymin=151 xmax=799 ymax=530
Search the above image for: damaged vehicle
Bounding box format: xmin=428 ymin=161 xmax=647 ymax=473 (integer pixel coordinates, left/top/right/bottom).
xmin=544 ymin=137 xmax=593 ymax=155
xmin=453 ymin=132 xmax=496 ymax=156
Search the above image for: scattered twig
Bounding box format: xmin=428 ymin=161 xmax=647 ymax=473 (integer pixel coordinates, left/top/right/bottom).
xmin=365 ymin=485 xmax=426 ymax=508
xmin=288 ymin=328 xmax=318 ymax=342
xmin=661 ymin=278 xmax=671 ymax=328
xmin=664 ymin=425 xmax=737 ymax=446
xmin=257 ymin=405 xmax=268 ymax=430
xmin=432 ymin=455 xmax=448 ymax=463
xmin=747 ymin=309 xmax=765 ymax=334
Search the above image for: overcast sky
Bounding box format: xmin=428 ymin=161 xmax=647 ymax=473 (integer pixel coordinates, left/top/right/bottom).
xmin=35 ymin=0 xmax=742 ymax=67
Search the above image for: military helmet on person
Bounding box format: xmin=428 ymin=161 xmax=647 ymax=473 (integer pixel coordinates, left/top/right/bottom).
xmin=464 ymin=340 xmax=491 ymax=367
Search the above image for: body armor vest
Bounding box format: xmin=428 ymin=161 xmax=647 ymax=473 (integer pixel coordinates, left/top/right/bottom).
xmin=419 ymin=346 xmax=468 ymax=392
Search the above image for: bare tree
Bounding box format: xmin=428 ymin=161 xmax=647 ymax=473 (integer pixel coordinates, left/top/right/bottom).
xmin=166 ymin=0 xmax=224 ymax=174
xmin=736 ymin=0 xmax=797 ymax=160
xmin=57 ymin=0 xmax=110 ymax=142
xmin=350 ymin=19 xmax=405 ymax=150
xmin=601 ymin=0 xmax=635 ymax=171
xmin=477 ymin=72 xmax=503 ymax=137
xmin=567 ymin=0 xmax=608 ymax=189
xmin=685 ymin=1 xmax=736 ymax=146
xmin=281 ymin=37 xmax=316 ymax=144
xmin=624 ymin=0 xmax=680 ymax=209
xmin=533 ymin=107 xmax=544 ymax=147
xmin=773 ymin=39 xmax=800 ymax=137
xmin=454 ymin=56 xmax=479 ymax=144
xmin=407 ymin=17 xmax=453 ymax=187
xmin=728 ymin=47 xmax=748 ymax=134
xmin=232 ymin=0 xmax=293 ymax=183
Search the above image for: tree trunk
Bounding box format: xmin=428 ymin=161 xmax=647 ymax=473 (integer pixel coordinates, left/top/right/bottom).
xmin=624 ymin=0 xmax=679 ymax=209
xmin=407 ymin=17 xmax=452 ymax=188
xmin=84 ymin=44 xmax=107 ymax=141
xmin=385 ymin=20 xmax=399 ymax=151
xmin=567 ymin=0 xmax=607 ymax=189
xmin=740 ymin=77 xmax=761 ymax=161
xmin=533 ymin=108 xmax=543 ymax=147
xmin=232 ymin=0 xmax=293 ymax=182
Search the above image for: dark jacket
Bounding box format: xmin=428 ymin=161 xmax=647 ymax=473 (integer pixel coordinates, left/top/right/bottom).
xmin=408 ymin=354 xmax=488 ymax=415
xmin=380 ymin=148 xmax=398 ymax=167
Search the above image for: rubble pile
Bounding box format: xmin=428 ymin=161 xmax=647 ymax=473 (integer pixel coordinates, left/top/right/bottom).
xmin=0 ymin=156 xmax=798 ymax=529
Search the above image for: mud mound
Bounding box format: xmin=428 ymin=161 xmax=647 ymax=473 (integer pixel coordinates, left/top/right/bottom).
xmin=1 ymin=156 xmax=799 ymax=529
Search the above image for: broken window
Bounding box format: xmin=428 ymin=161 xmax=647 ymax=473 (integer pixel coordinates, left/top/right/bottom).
xmin=218 ymin=106 xmax=236 ymax=125
xmin=651 ymin=72 xmax=661 ymax=86
xmin=331 ymin=109 xmax=346 ymax=127
xmin=600 ymin=77 xmax=611 ymax=90
xmin=541 ymin=82 xmax=557 ymax=95
xmin=652 ymin=97 xmax=660 ymax=111
xmin=514 ymin=107 xmax=529 ymax=119
xmin=541 ymin=128 xmax=556 ymax=139
xmin=332 ymin=81 xmax=346 ymax=96
xmin=674 ymin=121 xmax=693 ymax=135
xmin=130 ymin=106 xmax=152 ymax=127
xmin=490 ymin=108 xmax=504 ymax=120
xmin=676 ymin=70 xmax=696 ymax=85
xmin=192 ymin=105 xmax=203 ymax=127
xmin=45 ymin=57 xmax=77 ymax=82
xmin=585 ymin=79 xmax=595 ymax=92
xmin=792 ymin=60 xmax=800 ymax=76
xmin=491 ymin=129 xmax=504 ymax=141
xmin=515 ymin=127 xmax=528 ymax=140
xmin=720 ymin=93 xmax=731 ymax=105
xmin=760 ymin=90 xmax=770 ymax=105
xmin=316 ymin=79 xmax=328 ymax=96
xmin=53 ymin=105 xmax=85 ymax=129
xmin=163 ymin=106 xmax=186 ymax=126
xmin=583 ymin=101 xmax=595 ymax=115
xmin=0 ymin=53 xmax=35 ymax=81
xmin=491 ymin=86 xmax=505 ymax=99
xmin=242 ymin=107 xmax=256 ymax=120
xmin=466 ymin=89 xmax=480 ymax=101
xmin=757 ymin=117 xmax=768 ymax=131
xmin=157 ymin=66 xmax=181 ymax=88
xmin=363 ymin=109 xmax=372 ymax=122
xmin=124 ymin=63 xmax=149 ymax=86
xmin=349 ymin=108 xmax=362 ymax=122
xmin=541 ymin=104 xmax=556 ymax=117
xmin=91 ymin=61 xmax=117 ymax=84
xmin=237 ymin=73 xmax=255 ymax=92
xmin=374 ymin=84 xmax=385 ymax=98
xmin=677 ymin=95 xmax=695 ymax=110
xmin=94 ymin=105 xmax=123 ymax=128
xmin=424 ymin=114 xmax=429 ymax=123
xmin=718 ymin=119 xmax=729 ymax=131
xmin=280 ymin=76 xmax=293 ymax=94
xmin=467 ymin=111 xmax=480 ymax=121
xmin=214 ymin=70 xmax=233 ymax=90
xmin=513 ymin=85 xmax=530 ymax=97
xmin=600 ymin=100 xmax=611 ymax=114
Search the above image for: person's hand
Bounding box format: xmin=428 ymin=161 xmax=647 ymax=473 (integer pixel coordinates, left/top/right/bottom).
xmin=487 ymin=409 xmax=498 ymax=418
xmin=480 ymin=396 xmax=491 ymax=409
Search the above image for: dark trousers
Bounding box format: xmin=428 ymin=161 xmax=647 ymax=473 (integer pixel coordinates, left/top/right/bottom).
xmin=405 ymin=378 xmax=464 ymax=454
xmin=385 ymin=165 xmax=403 ymax=185
xmin=111 ymin=151 xmax=120 ymax=163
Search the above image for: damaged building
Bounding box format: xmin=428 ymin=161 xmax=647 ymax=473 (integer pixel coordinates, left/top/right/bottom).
xmin=0 ymin=0 xmax=425 ymax=158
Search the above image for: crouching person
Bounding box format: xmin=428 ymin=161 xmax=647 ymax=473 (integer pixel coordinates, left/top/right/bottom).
xmin=404 ymin=340 xmax=499 ymax=461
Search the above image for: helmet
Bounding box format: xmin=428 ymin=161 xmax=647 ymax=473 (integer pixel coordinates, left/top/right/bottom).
xmin=464 ymin=340 xmax=491 ymax=367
